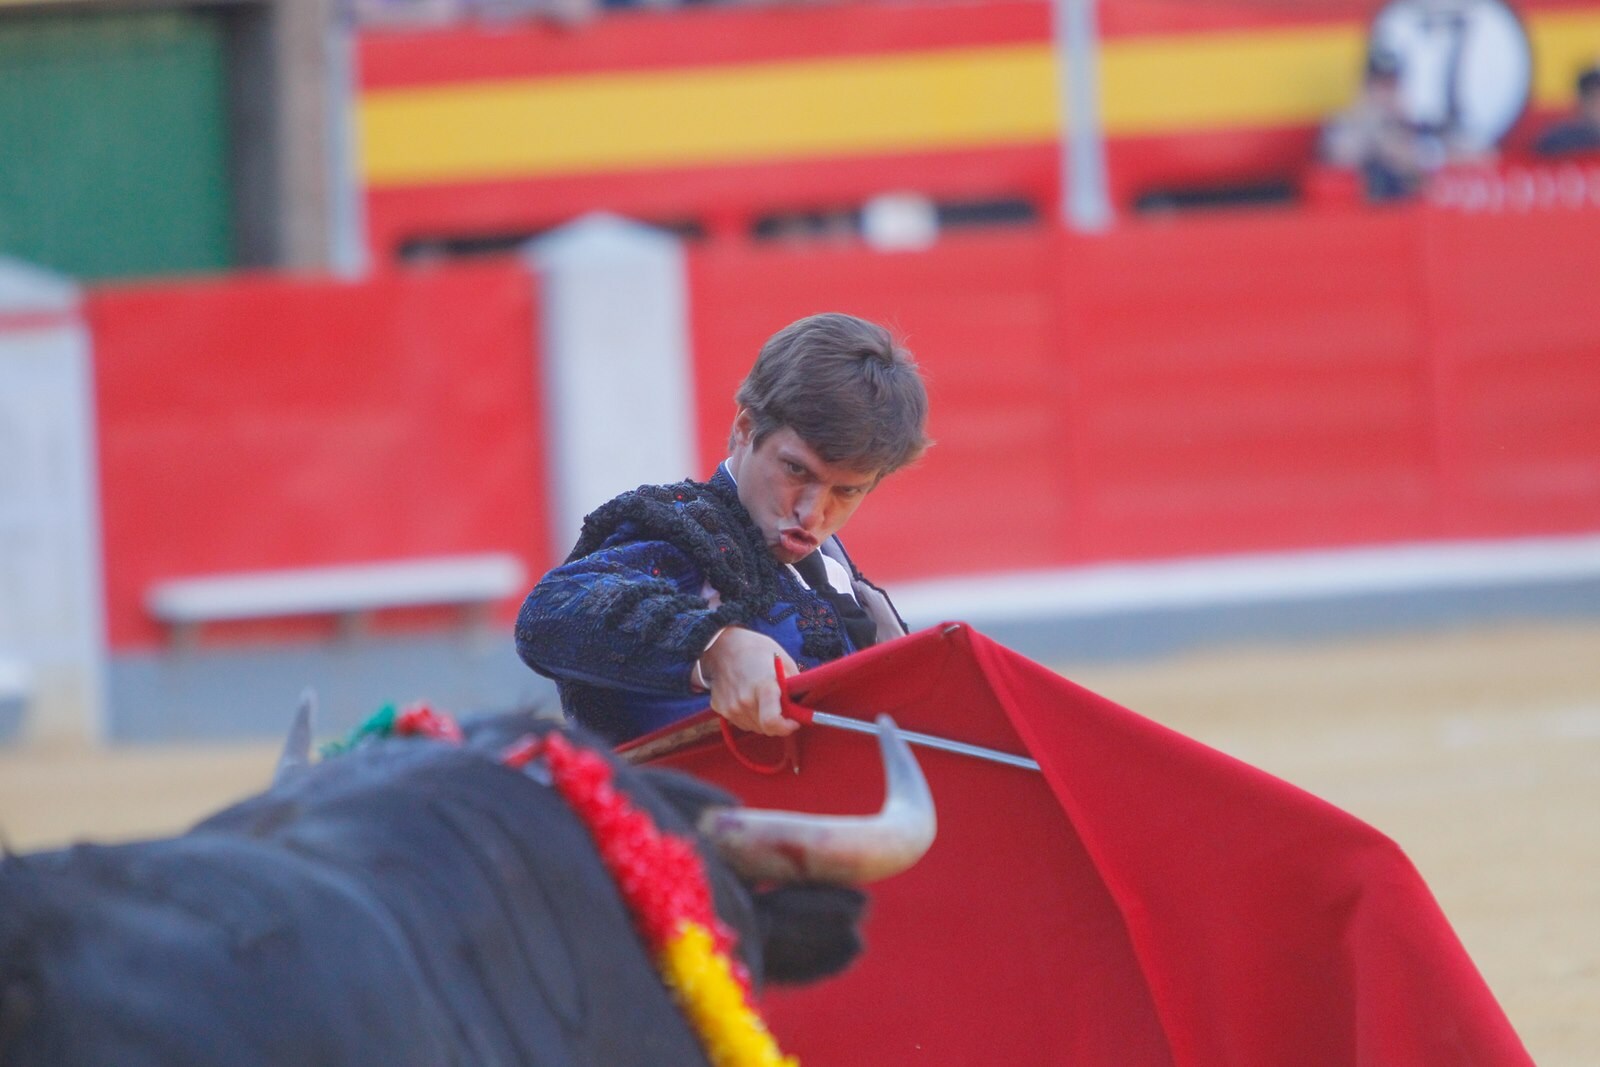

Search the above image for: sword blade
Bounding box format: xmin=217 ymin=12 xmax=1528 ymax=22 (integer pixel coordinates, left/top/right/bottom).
xmin=809 ymin=711 xmax=1041 ymax=772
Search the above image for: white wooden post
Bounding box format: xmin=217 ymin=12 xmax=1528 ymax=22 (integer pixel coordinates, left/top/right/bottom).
xmin=1055 ymin=0 xmax=1113 ymax=232
xmin=0 ymin=259 xmax=107 ymax=744
xmin=526 ymin=214 xmax=698 ymax=554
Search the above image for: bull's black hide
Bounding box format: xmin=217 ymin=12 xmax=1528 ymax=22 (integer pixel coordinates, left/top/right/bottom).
xmin=0 ymin=721 xmax=864 ymax=1067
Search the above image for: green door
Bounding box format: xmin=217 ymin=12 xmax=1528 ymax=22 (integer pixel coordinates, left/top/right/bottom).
xmin=0 ymin=9 xmax=235 ymax=281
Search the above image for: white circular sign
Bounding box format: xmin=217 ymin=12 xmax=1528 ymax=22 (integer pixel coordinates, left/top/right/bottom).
xmin=1371 ymin=0 xmax=1532 ymax=151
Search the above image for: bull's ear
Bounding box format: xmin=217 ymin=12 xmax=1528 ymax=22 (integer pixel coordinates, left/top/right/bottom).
xmin=752 ymin=885 xmax=868 ymax=985
xmin=271 ymin=689 xmax=317 ymax=787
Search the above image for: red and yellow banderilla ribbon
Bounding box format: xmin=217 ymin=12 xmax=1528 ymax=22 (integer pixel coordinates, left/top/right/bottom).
xmin=506 ymin=731 xmax=797 ymax=1067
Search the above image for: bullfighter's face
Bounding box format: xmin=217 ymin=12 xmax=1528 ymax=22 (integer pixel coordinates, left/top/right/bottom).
xmin=727 ymin=410 xmax=878 ymax=566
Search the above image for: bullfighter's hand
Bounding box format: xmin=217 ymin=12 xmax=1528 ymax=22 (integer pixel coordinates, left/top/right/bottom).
xmin=699 ymin=628 xmax=801 ymax=736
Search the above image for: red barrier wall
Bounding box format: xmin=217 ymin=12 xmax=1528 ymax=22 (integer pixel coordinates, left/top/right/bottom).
xmin=1063 ymin=208 xmax=1441 ymax=560
xmin=85 ymin=199 xmax=1600 ymax=651
xmin=88 ymin=262 xmax=548 ymax=651
xmin=689 ymin=202 xmax=1600 ymax=583
xmin=1426 ymin=207 xmax=1600 ymax=536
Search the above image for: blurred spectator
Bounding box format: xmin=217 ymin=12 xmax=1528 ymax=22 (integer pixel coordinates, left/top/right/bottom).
xmin=860 ymin=192 xmax=939 ymax=251
xmin=1533 ymin=63 xmax=1600 ymax=157
xmin=1320 ymin=49 xmax=1447 ymax=202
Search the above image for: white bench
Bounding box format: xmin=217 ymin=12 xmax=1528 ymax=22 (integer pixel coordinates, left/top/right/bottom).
xmin=146 ymin=553 xmax=528 ymax=644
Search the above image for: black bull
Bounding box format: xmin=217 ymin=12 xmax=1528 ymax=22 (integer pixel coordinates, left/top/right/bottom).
xmin=0 ymin=718 xmax=934 ymax=1066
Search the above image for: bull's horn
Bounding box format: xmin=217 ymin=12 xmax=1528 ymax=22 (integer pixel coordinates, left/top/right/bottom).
xmin=697 ymin=715 xmax=936 ymax=884
xmin=272 ymin=688 xmax=317 ymax=786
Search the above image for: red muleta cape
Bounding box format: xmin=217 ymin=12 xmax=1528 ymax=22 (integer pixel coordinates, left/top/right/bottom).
xmin=630 ymin=623 xmax=1532 ymax=1066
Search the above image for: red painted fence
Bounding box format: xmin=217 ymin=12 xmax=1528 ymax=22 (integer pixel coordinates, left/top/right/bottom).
xmin=85 ymin=200 xmax=1600 ymax=652
xmin=87 ymin=261 xmax=549 ymax=650
xmin=690 ymin=202 xmax=1600 ymax=583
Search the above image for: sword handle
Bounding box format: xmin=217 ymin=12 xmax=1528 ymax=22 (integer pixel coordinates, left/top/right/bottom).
xmin=774 ymin=655 xmax=816 ymax=725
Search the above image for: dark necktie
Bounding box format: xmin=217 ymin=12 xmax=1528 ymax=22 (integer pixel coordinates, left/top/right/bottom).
xmin=794 ymin=551 xmax=877 ymax=652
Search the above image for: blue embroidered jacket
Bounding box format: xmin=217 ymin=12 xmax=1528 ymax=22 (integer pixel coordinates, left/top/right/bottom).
xmin=515 ymin=466 xmax=899 ymax=744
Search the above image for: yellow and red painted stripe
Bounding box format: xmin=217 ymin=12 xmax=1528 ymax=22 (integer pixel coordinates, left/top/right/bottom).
xmin=355 ymin=0 xmax=1600 ymax=254
xmin=360 ymin=0 xmax=1600 ymax=186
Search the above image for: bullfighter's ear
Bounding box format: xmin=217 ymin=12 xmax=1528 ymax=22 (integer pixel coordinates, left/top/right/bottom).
xmin=752 ymin=884 xmax=868 ymax=985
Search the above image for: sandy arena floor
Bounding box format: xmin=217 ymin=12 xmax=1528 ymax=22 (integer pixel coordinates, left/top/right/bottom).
xmin=2 ymin=620 xmax=1596 ymax=1064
